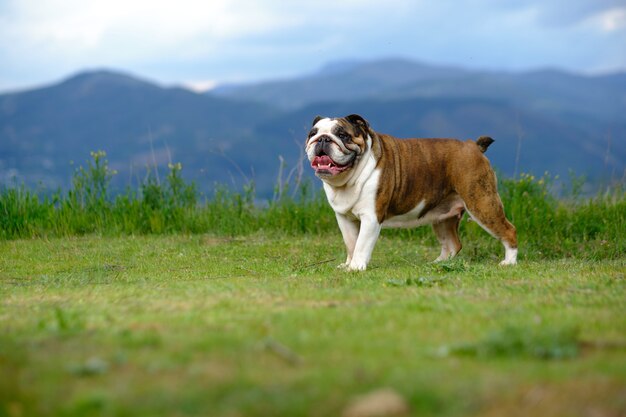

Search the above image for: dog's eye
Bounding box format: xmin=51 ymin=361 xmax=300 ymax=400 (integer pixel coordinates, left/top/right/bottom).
xmin=308 ymin=128 xmax=318 ymax=138
xmin=338 ymin=132 xmax=350 ymax=141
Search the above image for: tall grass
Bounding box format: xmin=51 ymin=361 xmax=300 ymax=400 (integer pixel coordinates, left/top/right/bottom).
xmin=497 ymin=173 xmax=625 ymax=259
xmin=0 ymin=151 xmax=334 ymax=239
xmin=1 ymin=151 xmax=624 ymax=260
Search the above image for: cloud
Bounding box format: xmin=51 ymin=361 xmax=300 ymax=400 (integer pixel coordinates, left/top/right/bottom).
xmin=0 ymin=0 xmax=292 ymax=55
xmin=0 ymin=0 xmax=412 ymax=55
xmin=0 ymin=0 xmax=625 ymax=91
xmin=474 ymin=0 xmax=626 ymax=27
xmin=539 ymin=0 xmax=626 ymax=27
xmin=181 ymin=79 xmax=219 ymax=92
xmin=590 ymin=7 xmax=626 ymax=32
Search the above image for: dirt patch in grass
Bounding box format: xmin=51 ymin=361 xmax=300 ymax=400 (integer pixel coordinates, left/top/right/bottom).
xmin=476 ymin=379 xmax=626 ymax=417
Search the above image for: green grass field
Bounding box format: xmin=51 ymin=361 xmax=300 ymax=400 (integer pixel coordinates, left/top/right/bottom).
xmin=1 ymin=234 xmax=624 ymax=417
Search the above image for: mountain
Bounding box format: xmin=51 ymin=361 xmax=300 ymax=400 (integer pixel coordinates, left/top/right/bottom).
xmin=212 ymin=58 xmax=472 ymax=109
xmin=1 ymin=60 xmax=624 ymax=198
xmin=0 ymin=70 xmax=282 ymax=193
xmin=215 ymin=59 xmax=626 ymax=124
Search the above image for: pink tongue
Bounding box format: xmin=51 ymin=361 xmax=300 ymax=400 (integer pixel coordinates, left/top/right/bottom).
xmin=313 ymin=155 xmax=333 ymax=166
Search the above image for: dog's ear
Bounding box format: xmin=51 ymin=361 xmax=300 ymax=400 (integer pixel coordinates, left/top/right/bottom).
xmin=345 ymin=114 xmax=370 ymax=138
xmin=345 ymin=114 xmax=370 ymax=130
xmin=312 ymin=115 xmax=324 ymax=126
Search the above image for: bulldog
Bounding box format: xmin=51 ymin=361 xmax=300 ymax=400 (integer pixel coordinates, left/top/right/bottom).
xmin=305 ymin=114 xmax=517 ymax=271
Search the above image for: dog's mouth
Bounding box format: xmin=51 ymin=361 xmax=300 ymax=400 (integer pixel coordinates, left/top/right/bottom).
xmin=311 ymin=154 xmax=353 ymax=176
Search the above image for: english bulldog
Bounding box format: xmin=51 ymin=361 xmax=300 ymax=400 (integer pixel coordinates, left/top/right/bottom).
xmin=305 ymin=114 xmax=518 ymax=271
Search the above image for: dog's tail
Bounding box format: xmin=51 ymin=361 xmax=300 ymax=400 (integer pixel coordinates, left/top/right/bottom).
xmin=476 ymin=136 xmax=494 ymax=153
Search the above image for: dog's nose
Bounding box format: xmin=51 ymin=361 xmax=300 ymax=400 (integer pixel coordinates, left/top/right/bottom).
xmin=319 ymin=135 xmax=331 ymax=143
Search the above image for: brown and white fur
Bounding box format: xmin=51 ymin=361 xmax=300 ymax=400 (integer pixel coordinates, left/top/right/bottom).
xmin=305 ymin=114 xmax=518 ymax=271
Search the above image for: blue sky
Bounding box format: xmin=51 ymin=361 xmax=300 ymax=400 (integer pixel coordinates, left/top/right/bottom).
xmin=0 ymin=0 xmax=625 ymax=92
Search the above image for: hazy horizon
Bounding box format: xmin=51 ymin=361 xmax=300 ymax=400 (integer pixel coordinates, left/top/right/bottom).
xmin=2 ymin=55 xmax=626 ymax=96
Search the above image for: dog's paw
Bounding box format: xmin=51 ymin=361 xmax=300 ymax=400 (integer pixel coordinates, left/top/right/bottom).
xmin=499 ymin=259 xmax=517 ymax=266
xmin=337 ymin=257 xmax=353 ymax=269
xmin=346 ymin=261 xmax=367 ymax=271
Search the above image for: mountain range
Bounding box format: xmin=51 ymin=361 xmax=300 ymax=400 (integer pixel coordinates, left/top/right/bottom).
xmin=1 ymin=58 xmax=624 ymax=197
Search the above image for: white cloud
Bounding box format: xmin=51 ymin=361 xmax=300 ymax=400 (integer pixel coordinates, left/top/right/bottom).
xmin=0 ymin=0 xmax=294 ymax=58
xmin=0 ymin=0 xmax=416 ymax=51
xmin=180 ymin=79 xmax=218 ymax=92
xmin=0 ymin=0 xmax=625 ymax=91
xmin=593 ymin=7 xmax=626 ymax=31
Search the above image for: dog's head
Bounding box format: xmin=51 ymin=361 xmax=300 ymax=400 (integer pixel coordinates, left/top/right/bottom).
xmin=305 ymin=114 xmax=371 ymax=182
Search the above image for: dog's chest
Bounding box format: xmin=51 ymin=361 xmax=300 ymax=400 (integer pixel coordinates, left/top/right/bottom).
xmin=323 ymin=169 xmax=380 ymax=219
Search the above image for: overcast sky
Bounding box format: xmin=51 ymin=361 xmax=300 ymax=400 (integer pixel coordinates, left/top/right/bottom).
xmin=1 ymin=0 xmax=625 ymax=92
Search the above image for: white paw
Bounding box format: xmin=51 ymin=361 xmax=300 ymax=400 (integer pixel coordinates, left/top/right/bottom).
xmin=337 ymin=257 xmax=353 ymax=269
xmin=433 ymin=254 xmax=449 ymax=263
xmin=346 ymin=260 xmax=367 ymax=271
xmin=501 ymin=245 xmax=517 ymax=266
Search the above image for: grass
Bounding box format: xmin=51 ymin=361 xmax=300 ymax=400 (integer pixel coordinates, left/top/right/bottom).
xmin=1 ymin=234 xmax=625 ymax=417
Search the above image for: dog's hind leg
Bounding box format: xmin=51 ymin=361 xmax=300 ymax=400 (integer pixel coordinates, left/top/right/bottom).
xmin=452 ymin=162 xmax=518 ymax=265
xmin=432 ymin=213 xmax=463 ymax=262
xmin=462 ymin=194 xmax=517 ymax=265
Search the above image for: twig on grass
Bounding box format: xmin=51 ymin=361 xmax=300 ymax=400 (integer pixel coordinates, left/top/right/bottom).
xmin=297 ymin=258 xmax=337 ymax=271
xmin=236 ymin=266 xmax=259 ymax=275
xmin=263 ymin=337 xmax=303 ymax=366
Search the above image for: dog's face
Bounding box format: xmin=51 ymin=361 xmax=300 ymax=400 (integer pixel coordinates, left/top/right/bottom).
xmin=305 ymin=114 xmax=371 ymax=182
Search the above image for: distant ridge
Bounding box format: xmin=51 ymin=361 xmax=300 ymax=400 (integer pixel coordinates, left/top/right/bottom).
xmin=59 ymin=69 xmax=163 ymax=90
xmin=315 ymin=59 xmax=364 ymax=75
xmin=212 ymin=58 xmax=472 ymax=109
xmin=0 ymin=69 xmax=281 ymax=193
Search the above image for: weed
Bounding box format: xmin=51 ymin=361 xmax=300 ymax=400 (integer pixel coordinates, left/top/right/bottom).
xmin=443 ymin=324 xmax=581 ymax=360
xmin=386 ymin=276 xmax=450 ymax=287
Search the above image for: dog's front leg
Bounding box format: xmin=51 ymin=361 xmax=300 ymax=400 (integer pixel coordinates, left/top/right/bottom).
xmin=347 ymin=214 xmax=381 ymax=271
xmin=336 ymin=213 xmax=359 ymax=269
